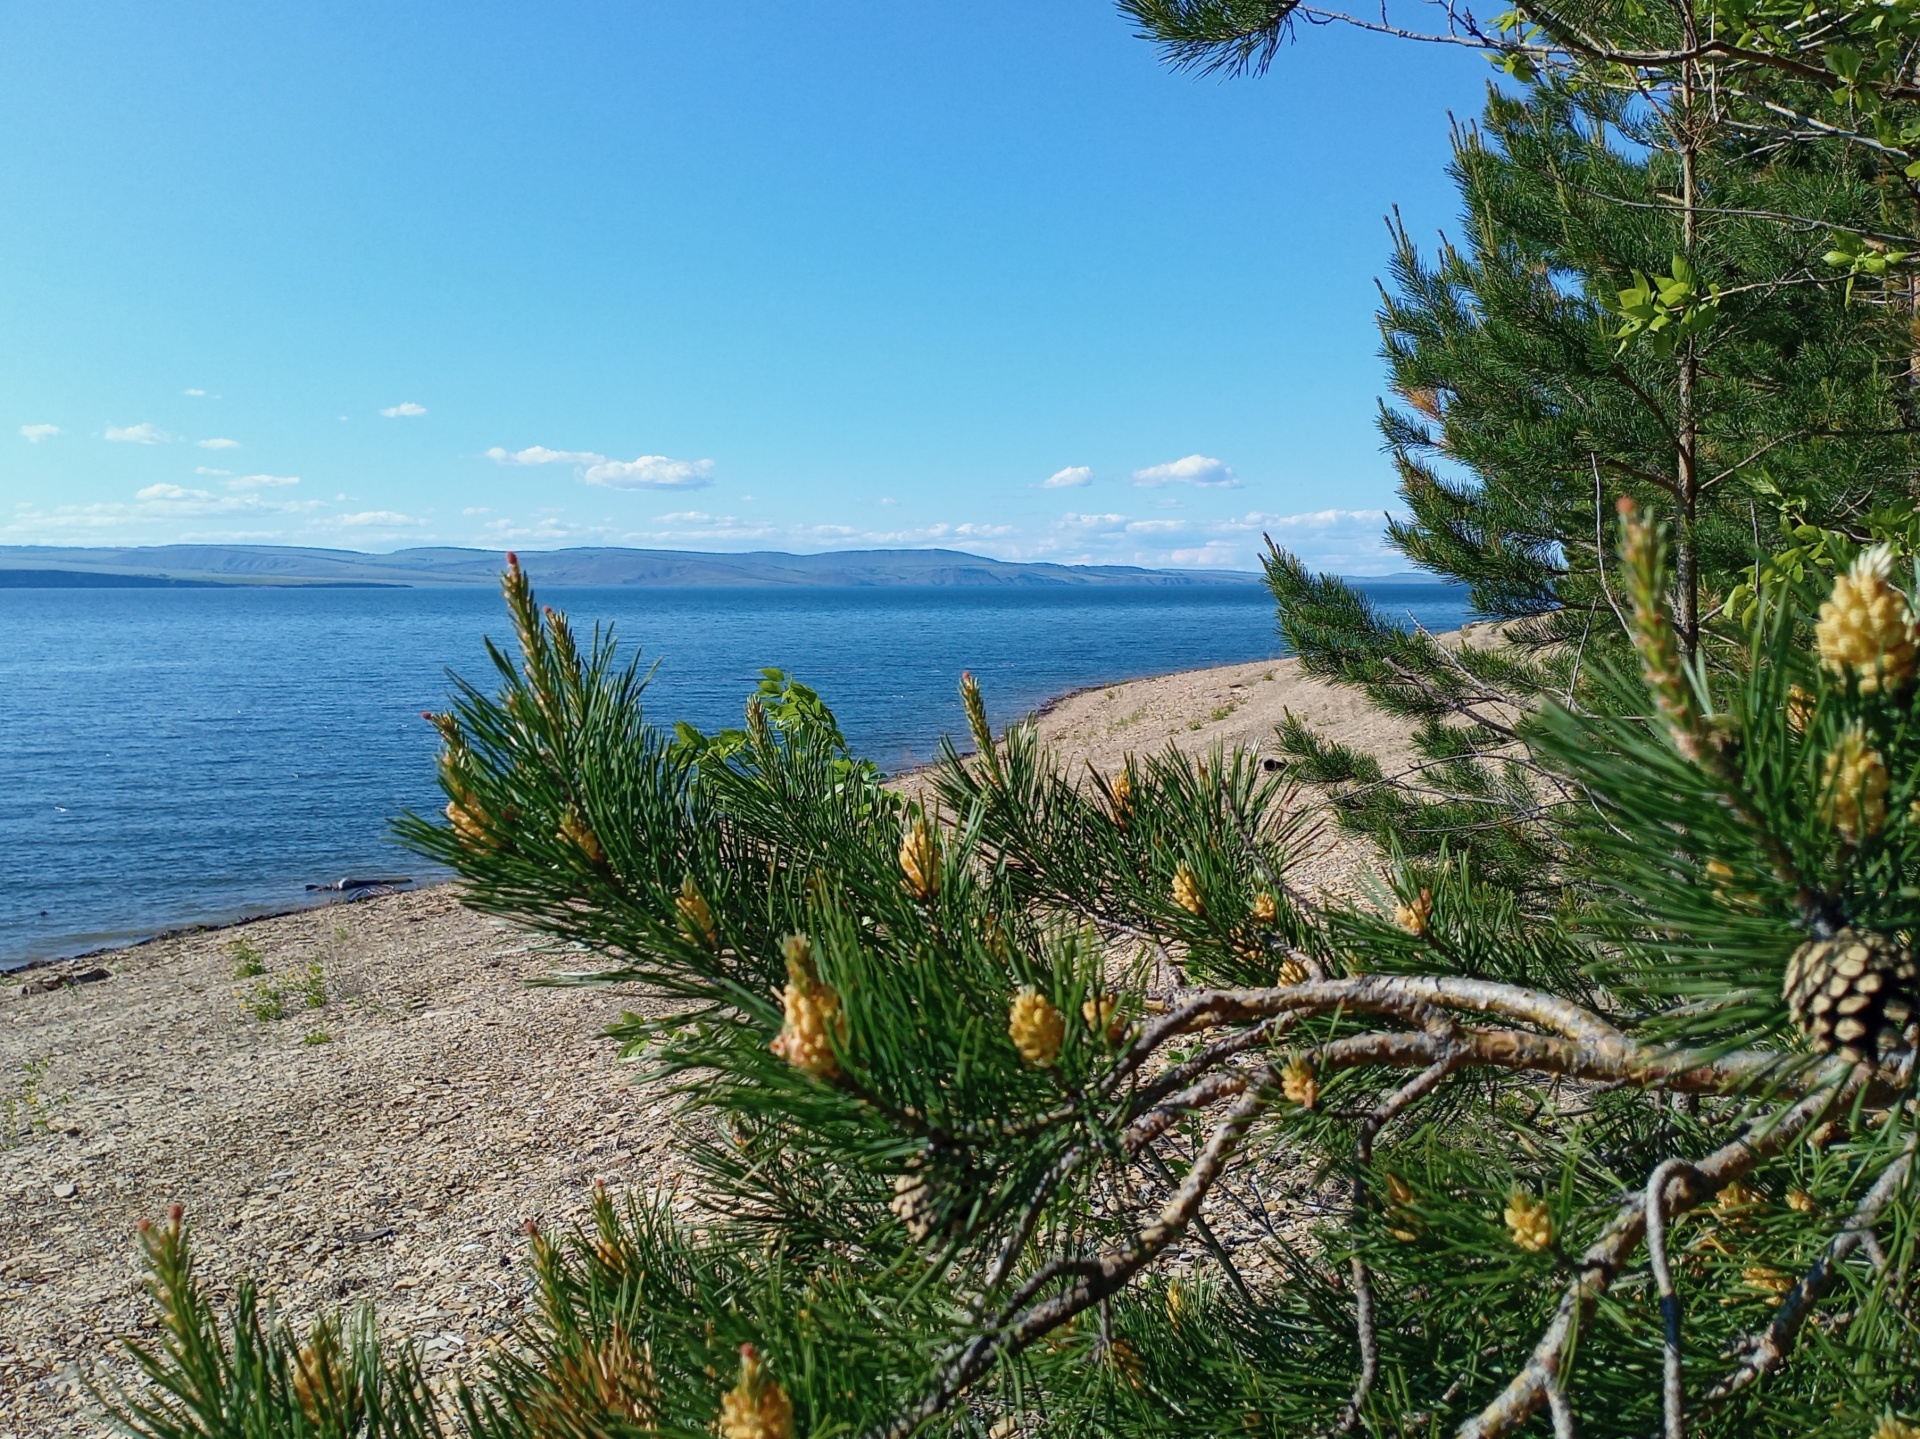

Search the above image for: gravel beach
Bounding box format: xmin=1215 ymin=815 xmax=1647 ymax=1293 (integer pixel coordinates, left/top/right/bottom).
xmin=0 ymin=647 xmax=1436 ymax=1434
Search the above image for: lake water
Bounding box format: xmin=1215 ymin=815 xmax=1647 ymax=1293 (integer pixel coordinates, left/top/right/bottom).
xmin=0 ymin=581 xmax=1469 ymax=967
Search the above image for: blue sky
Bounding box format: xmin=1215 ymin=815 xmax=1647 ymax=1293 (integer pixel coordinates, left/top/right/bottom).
xmin=1 ymin=3 xmax=1486 ymax=573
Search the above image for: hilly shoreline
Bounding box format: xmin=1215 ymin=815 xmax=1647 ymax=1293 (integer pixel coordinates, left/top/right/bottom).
xmin=0 ymin=543 xmax=1275 ymax=589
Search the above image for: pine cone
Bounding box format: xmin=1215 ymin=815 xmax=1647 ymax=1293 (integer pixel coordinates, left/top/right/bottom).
xmin=718 ymin=1344 xmax=793 ymax=1439
xmin=1873 ymin=1414 xmax=1920 ymax=1439
xmin=291 ymin=1328 xmax=341 ymax=1428
xmin=542 ymin=1325 xmax=658 ymax=1426
xmin=1786 ymin=683 xmax=1815 ymax=734
xmin=1081 ymin=992 xmax=1126 ymax=1044
xmin=1109 ymin=766 xmax=1133 ymax=828
xmin=899 ymin=818 xmax=939 ymax=901
xmin=557 ymin=810 xmax=604 ymax=864
xmin=1277 ymin=957 xmax=1308 ymax=986
xmin=770 ymin=935 xmax=843 ymax=1081
xmin=1385 ymin=1172 xmax=1420 ymax=1242
xmin=1817 ymin=545 xmax=1918 ymax=694
xmin=1394 ymin=888 xmax=1433 ymax=937
xmin=1105 ymin=1338 xmax=1146 ymax=1390
xmin=1741 ymin=1264 xmax=1794 ymax=1298
xmin=445 ymin=791 xmax=493 ymax=848
xmin=889 ymin=1168 xmax=938 ymax=1242
xmin=1783 ymin=928 xmax=1918 ymax=1063
xmin=1823 ymin=723 xmax=1890 ymax=843
xmin=676 ymin=876 xmax=717 ymax=947
xmin=1715 ymin=1180 xmax=1760 ymax=1216
xmin=1171 ymin=863 xmax=1205 ymax=917
xmin=1281 ymin=1056 xmax=1318 ymax=1109
xmin=1008 ymin=988 xmax=1065 ymax=1067
xmin=1504 ymin=1191 xmax=1553 ymax=1253
xmin=1250 ymin=891 xmax=1278 ymax=925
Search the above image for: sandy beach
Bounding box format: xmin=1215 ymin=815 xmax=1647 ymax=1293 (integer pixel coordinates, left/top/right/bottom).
xmin=0 ymin=647 xmax=1431 ymax=1434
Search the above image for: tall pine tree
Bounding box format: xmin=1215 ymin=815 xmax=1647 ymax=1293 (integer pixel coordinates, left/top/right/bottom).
xmin=1268 ymin=76 xmax=1920 ymax=888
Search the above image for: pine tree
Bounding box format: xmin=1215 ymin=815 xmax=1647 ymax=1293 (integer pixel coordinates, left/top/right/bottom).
xmin=1263 ymin=72 xmax=1920 ymax=889
xmin=1120 ymin=0 xmax=1920 ymax=226
xmin=103 ymin=547 xmax=1919 ymax=1439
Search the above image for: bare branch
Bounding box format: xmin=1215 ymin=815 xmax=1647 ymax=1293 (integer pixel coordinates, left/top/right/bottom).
xmin=1643 ymin=1157 xmax=1698 ymax=1439
xmin=882 ymin=1070 xmax=1277 ymax=1439
xmin=1704 ymin=1130 xmax=1920 ymax=1401
xmin=1456 ymin=1062 xmax=1858 ymax=1439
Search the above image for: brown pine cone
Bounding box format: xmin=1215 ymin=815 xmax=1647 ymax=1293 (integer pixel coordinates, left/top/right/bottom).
xmin=1783 ymin=929 xmax=1919 ymax=1063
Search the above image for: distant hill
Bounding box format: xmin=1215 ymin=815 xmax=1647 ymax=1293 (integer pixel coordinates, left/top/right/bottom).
xmin=0 ymin=545 xmax=1470 ymax=590
xmin=0 ymin=544 xmax=1269 ymax=588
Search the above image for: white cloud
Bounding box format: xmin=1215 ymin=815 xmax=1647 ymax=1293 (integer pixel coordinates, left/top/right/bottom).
xmin=20 ymin=424 xmax=61 ymax=443
xmin=380 ymin=402 xmax=427 ymax=418
xmin=197 ymin=437 xmax=240 ymax=450
xmin=135 ymin=483 xmax=206 ymax=502
xmin=1125 ymin=519 xmax=1186 ymax=534
xmin=487 ymin=443 xmax=715 ymax=491
xmin=486 ymin=445 xmax=603 ymax=467
xmin=1056 ymin=512 xmax=1130 ymax=532
xmin=632 ymin=511 xmax=778 ymax=541
xmin=1214 ymin=507 xmax=1384 ymax=533
xmin=1167 ymin=542 xmax=1247 ymax=569
xmin=1204 ymin=508 xmax=1400 ymax=572
xmin=1042 ymin=465 xmax=1093 ymax=489
xmin=1131 ymin=454 xmax=1238 ymax=488
xmin=106 ymin=423 xmax=170 ymax=445
xmin=339 ymin=510 xmax=422 ymax=526
xmin=585 ymin=455 xmax=714 ymax=490
xmin=478 ymin=514 xmax=612 ymax=543
xmin=183 ymin=388 xmax=206 ymax=397
xmin=463 ymin=506 xmax=493 ymax=516
xmin=195 ymin=467 xmax=232 ymax=476
xmin=226 ymin=474 xmax=299 ymax=491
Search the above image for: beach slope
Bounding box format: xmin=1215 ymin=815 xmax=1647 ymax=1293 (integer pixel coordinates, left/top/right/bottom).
xmin=0 ymin=649 xmax=1425 ymax=1432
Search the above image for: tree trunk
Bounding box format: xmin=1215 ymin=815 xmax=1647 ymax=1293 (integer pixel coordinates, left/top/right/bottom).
xmin=1675 ymin=4 xmax=1701 ymax=662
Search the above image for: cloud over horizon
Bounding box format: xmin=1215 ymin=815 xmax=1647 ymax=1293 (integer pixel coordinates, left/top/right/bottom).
xmin=1131 ymin=454 xmax=1238 ymax=488
xmin=380 ymin=402 xmax=427 ymax=418
xmin=339 ymin=509 xmax=422 ymax=526
xmin=1041 ymin=465 xmax=1092 ymax=489
xmin=487 ymin=444 xmax=715 ymax=490
xmin=20 ymin=424 xmax=61 ymax=443
xmin=226 ymin=474 xmax=300 ymax=491
xmin=197 ymin=437 xmax=240 ymax=450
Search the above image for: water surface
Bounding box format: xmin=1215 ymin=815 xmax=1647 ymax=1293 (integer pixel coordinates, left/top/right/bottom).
xmin=0 ymin=582 xmax=1468 ymax=966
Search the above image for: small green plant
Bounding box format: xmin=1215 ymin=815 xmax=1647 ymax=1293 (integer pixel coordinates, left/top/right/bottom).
xmin=229 ymin=939 xmax=265 ymax=979
xmin=294 ymin=961 xmax=327 ymax=1010
xmin=301 ymin=1029 xmax=331 ymax=1046
xmin=1 ymin=1058 xmax=68 ymax=1146
xmin=242 ymin=979 xmax=286 ymax=1023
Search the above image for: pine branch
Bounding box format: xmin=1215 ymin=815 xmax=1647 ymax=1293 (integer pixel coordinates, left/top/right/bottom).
xmin=1456 ymin=1061 xmax=1861 ymax=1439
xmin=1704 ymin=1129 xmax=1919 ymax=1402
